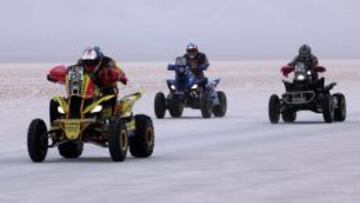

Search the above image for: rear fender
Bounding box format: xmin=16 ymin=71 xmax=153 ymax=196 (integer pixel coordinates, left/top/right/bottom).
xmin=324 ymin=82 xmax=337 ymax=92
xmin=117 ymin=92 xmax=142 ymax=117
xmin=205 ymin=78 xmax=221 ymax=93
xmin=205 ymin=79 xmax=221 ymax=104
xmin=208 ymin=78 xmax=221 ymax=89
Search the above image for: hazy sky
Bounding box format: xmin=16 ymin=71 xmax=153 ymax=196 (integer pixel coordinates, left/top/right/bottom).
xmin=0 ymin=0 xmax=359 ymax=62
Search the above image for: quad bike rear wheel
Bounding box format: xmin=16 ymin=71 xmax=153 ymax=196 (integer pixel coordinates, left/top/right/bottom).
xmin=213 ymin=91 xmax=227 ymax=117
xmin=27 ymin=119 xmax=48 ymax=163
xmin=130 ymin=115 xmax=155 ymax=158
xmin=322 ymin=95 xmax=335 ymax=123
xmin=200 ymin=92 xmax=212 ymax=118
xmin=333 ymin=93 xmax=346 ymax=122
xmin=282 ymin=111 xmax=297 ymax=123
xmin=269 ymin=94 xmax=281 ymax=124
xmin=58 ymin=142 xmax=83 ymax=159
xmin=109 ymin=118 xmax=128 ymax=162
xmin=154 ymin=92 xmax=166 ymax=119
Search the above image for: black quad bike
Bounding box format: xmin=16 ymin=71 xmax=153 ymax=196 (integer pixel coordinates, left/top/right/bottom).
xmin=154 ymin=57 xmax=227 ymax=119
xmin=268 ymin=62 xmax=346 ymax=124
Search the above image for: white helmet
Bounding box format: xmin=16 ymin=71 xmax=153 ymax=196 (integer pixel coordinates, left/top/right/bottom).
xmin=186 ymin=43 xmax=199 ymax=59
xmin=81 ymin=46 xmax=103 ymax=72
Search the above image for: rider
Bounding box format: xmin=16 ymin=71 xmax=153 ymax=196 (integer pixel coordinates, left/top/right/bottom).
xmin=183 ymin=43 xmax=210 ymax=82
xmin=76 ymin=46 xmax=127 ymax=95
xmin=282 ymin=44 xmax=326 ymax=78
xmin=47 ymin=46 xmax=128 ymax=109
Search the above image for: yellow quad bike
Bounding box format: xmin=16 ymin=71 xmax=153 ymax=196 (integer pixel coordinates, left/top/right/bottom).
xmin=27 ymin=65 xmax=155 ymax=162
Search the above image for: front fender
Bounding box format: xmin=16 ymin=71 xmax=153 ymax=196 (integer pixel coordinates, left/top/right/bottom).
xmin=83 ymin=95 xmax=115 ymax=114
xmin=167 ymin=79 xmax=176 ymax=90
xmin=53 ymin=96 xmax=68 ymax=113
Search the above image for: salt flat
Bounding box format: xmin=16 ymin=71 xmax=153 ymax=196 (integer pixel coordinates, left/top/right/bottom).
xmin=0 ymin=60 xmax=359 ymax=203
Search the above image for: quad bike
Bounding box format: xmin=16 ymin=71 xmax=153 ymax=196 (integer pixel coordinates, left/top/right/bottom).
xmin=27 ymin=65 xmax=155 ymax=162
xmin=154 ymin=57 xmax=227 ymax=119
xmin=268 ymin=62 xmax=346 ymax=124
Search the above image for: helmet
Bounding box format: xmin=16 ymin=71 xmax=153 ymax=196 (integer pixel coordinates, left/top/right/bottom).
xmin=299 ymin=44 xmax=311 ymax=58
xmin=186 ymin=43 xmax=199 ymax=59
xmin=81 ymin=46 xmax=103 ymax=72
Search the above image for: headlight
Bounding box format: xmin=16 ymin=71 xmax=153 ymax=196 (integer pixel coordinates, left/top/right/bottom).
xmin=191 ymin=84 xmax=198 ymax=90
xmin=57 ymin=106 xmax=65 ymax=114
xmin=296 ymin=74 xmax=305 ymax=81
xmin=91 ymin=105 xmax=103 ymax=113
xmin=307 ymin=70 xmax=312 ymax=75
xmin=170 ymin=85 xmax=176 ymax=90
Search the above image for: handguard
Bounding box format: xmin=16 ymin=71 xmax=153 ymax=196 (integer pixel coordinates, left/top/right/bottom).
xmin=314 ymin=66 xmax=326 ymax=73
xmin=47 ymin=65 xmax=67 ymax=84
xmin=281 ymin=66 xmax=295 ymax=78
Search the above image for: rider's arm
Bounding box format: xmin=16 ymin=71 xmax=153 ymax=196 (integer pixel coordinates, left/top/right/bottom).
xmin=287 ymin=56 xmax=299 ymax=67
xmin=199 ymin=53 xmax=209 ymax=70
xmin=107 ymin=59 xmax=127 ymax=85
xmin=116 ymin=64 xmax=128 ymax=85
xmin=311 ymin=56 xmax=326 ymax=73
xmin=312 ymin=56 xmax=319 ymax=68
xmin=98 ymin=60 xmax=128 ymax=86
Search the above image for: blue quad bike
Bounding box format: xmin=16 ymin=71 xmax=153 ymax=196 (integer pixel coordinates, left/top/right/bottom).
xmin=154 ymin=57 xmax=227 ymax=119
xmin=268 ymin=62 xmax=346 ymax=124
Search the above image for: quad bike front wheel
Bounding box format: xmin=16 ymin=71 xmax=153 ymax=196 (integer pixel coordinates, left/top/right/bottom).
xmin=130 ymin=115 xmax=155 ymax=158
xmin=109 ymin=118 xmax=128 ymax=162
xmin=213 ymin=91 xmax=227 ymax=117
xmin=58 ymin=142 xmax=83 ymax=159
xmin=169 ymin=102 xmax=184 ymax=118
xmin=322 ymin=95 xmax=335 ymax=123
xmin=200 ymin=92 xmax=212 ymax=118
xmin=50 ymin=99 xmax=61 ymax=125
xmin=27 ymin=119 xmax=48 ymax=162
xmin=333 ymin=93 xmax=346 ymax=122
xmin=154 ymin=92 xmax=167 ymax=119
xmin=282 ymin=111 xmax=297 ymax=123
xmin=269 ymin=94 xmax=281 ymax=124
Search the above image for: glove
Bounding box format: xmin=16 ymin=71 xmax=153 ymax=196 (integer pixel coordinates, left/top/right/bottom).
xmin=47 ymin=65 xmax=67 ymax=84
xmin=281 ymin=66 xmax=294 ymax=78
xmin=314 ymin=66 xmax=326 ymax=73
xmin=119 ymin=75 xmax=128 ymax=85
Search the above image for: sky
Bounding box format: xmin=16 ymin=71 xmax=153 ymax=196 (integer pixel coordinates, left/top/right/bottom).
xmin=0 ymin=0 xmax=359 ymax=62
